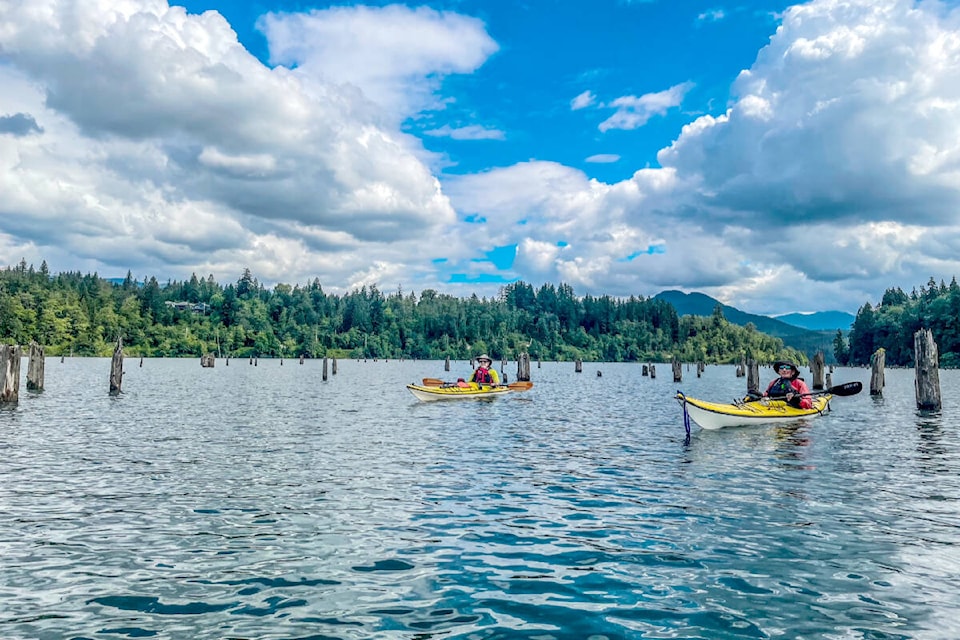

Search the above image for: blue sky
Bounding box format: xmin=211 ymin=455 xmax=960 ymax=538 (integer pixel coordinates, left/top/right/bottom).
xmin=3 ymin=0 xmax=960 ymax=315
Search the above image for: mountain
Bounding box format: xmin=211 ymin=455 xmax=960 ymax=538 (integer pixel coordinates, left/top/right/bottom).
xmin=774 ymin=311 xmax=855 ymax=332
xmin=653 ymin=290 xmax=837 ymax=360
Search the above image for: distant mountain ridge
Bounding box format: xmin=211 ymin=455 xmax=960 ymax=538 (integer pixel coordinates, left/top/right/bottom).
xmin=773 ymin=310 xmax=855 ymax=331
xmin=653 ymin=290 xmax=837 ymax=359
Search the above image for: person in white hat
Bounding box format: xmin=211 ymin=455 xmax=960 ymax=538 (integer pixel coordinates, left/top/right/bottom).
xmin=469 ymin=354 xmax=501 ymax=385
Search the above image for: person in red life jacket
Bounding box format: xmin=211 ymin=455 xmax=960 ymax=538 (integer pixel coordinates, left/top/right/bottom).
xmin=469 ymin=354 xmax=501 ymax=385
xmin=763 ymin=360 xmax=812 ymax=409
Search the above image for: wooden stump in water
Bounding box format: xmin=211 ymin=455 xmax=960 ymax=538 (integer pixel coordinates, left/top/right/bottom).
xmin=332 ymin=358 xmax=337 ymax=375
xmin=870 ymin=348 xmax=885 ymax=396
xmin=746 ymin=360 xmax=760 ymax=395
xmin=444 ymin=356 xmax=450 ymax=372
xmin=812 ymin=351 xmax=825 ymax=390
xmin=200 ymin=353 xmax=215 ymax=368
xmin=27 ymin=341 xmax=44 ymax=391
xmin=516 ymin=353 xmax=531 ymax=382
xmin=642 ymin=364 xmax=649 ymax=377
xmin=649 ymin=364 xmax=656 ymax=379
xmin=323 ymin=357 xmax=328 ymax=381
xmin=109 ymin=337 xmax=124 ymax=395
xmin=1 ymin=344 xmax=22 ymax=403
xmin=672 ymin=357 xmax=682 ymax=383
xmin=575 ymin=359 xmax=582 ymax=373
xmin=914 ymin=328 xmax=941 ymax=411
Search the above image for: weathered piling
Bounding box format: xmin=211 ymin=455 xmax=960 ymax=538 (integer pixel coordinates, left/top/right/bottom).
xmin=642 ymin=364 xmax=649 ymax=377
xmin=826 ymin=372 xmax=833 ymax=389
xmin=746 ymin=360 xmax=760 ymax=394
xmin=200 ymin=353 xmax=215 ymax=368
xmin=444 ymin=356 xmax=450 ymax=372
xmin=812 ymin=351 xmax=825 ymax=390
xmin=696 ymin=361 xmax=705 ymax=378
xmin=870 ymin=348 xmax=885 ymax=396
xmin=27 ymin=341 xmax=44 ymax=391
xmin=914 ymin=328 xmax=941 ymax=411
xmin=516 ymin=353 xmax=531 ymax=382
xmin=332 ymin=358 xmax=338 ymax=375
xmin=323 ymin=357 xmax=329 ymax=381
xmin=575 ymin=359 xmax=582 ymax=373
xmin=109 ymin=337 xmax=123 ymax=394
xmin=139 ymin=356 xmax=144 ymax=367
xmin=672 ymin=357 xmax=682 ymax=383
xmin=649 ymin=364 xmax=656 ymax=379
xmin=1 ymin=344 xmax=22 ymax=403
xmin=735 ymin=360 xmax=745 ymax=378
xmin=300 ymin=354 xmax=305 ymax=365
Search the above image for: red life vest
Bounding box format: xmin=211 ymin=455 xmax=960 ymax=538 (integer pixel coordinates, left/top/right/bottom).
xmin=474 ymin=366 xmax=493 ymax=384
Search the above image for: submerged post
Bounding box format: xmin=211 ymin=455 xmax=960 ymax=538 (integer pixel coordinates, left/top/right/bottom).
xmin=332 ymin=358 xmax=337 ymax=375
xmin=746 ymin=360 xmax=760 ymax=395
xmin=870 ymin=348 xmax=885 ymax=396
xmin=672 ymin=357 xmax=682 ymax=383
xmin=1 ymin=344 xmax=22 ymax=403
xmin=200 ymin=353 xmax=215 ymax=368
xmin=27 ymin=341 xmax=44 ymax=391
xmin=914 ymin=328 xmax=941 ymax=411
xmin=109 ymin=337 xmax=123 ymax=394
xmin=575 ymin=359 xmax=582 ymax=373
xmin=444 ymin=356 xmax=450 ymax=372
xmin=812 ymin=351 xmax=825 ymax=390
xmin=517 ymin=353 xmax=531 ymax=382
xmin=323 ymin=356 xmax=328 ymax=381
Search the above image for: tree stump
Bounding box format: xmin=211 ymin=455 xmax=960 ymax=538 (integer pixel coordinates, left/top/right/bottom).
xmin=914 ymin=328 xmax=941 ymax=411
xmin=812 ymin=351 xmax=825 ymax=390
xmin=323 ymin=357 xmax=329 ymax=381
xmin=575 ymin=359 xmax=582 ymax=373
xmin=672 ymin=357 xmax=682 ymax=383
xmin=1 ymin=344 xmax=22 ymax=403
xmin=27 ymin=341 xmax=44 ymax=391
xmin=870 ymin=348 xmax=885 ymax=396
xmin=642 ymin=365 xmax=649 ymax=377
xmin=516 ymin=353 xmax=531 ymax=382
xmin=746 ymin=360 xmax=760 ymax=395
xmin=444 ymin=356 xmax=450 ymax=372
xmin=332 ymin=358 xmax=338 ymax=375
xmin=109 ymin=337 xmax=124 ymax=395
xmin=200 ymin=353 xmax=215 ymax=368
xmin=649 ymin=364 xmax=656 ymax=379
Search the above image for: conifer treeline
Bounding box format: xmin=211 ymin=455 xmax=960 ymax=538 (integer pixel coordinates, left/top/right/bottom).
xmin=1 ymin=259 xmax=805 ymax=363
xmin=835 ymin=276 xmax=960 ymax=367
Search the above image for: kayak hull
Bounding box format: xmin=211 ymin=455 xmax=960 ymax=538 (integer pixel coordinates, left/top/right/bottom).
xmin=407 ymin=382 xmax=512 ymax=402
xmin=677 ymin=392 xmax=831 ymax=430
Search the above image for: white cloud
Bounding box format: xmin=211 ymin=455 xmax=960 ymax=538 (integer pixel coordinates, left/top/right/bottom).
xmin=423 ymin=124 xmax=505 ymax=140
xmin=586 ymin=154 xmax=620 ymax=163
xmin=0 ymin=0 xmax=492 ymax=291
xmin=571 ymin=90 xmax=597 ymax=110
xmin=258 ymin=5 xmax=498 ymax=121
xmin=599 ymin=82 xmax=695 ymax=132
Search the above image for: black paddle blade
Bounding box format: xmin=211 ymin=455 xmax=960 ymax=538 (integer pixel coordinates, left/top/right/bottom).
xmin=828 ymin=381 xmax=862 ymax=396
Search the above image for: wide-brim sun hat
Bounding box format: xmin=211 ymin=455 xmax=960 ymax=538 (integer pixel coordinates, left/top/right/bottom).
xmin=476 ymin=354 xmax=492 ymax=363
xmin=773 ymin=360 xmax=799 ymax=374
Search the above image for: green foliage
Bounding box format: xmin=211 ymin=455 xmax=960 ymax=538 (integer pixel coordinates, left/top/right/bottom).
xmin=2 ymin=262 xmax=797 ymax=363
xmin=847 ymin=277 xmax=960 ymax=367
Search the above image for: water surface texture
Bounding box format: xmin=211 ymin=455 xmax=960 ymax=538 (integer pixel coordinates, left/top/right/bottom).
xmin=2 ymin=359 xmax=958 ymax=639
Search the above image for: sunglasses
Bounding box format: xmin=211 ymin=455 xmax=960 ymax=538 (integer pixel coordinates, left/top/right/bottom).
xmin=778 ymin=365 xmax=793 ymax=371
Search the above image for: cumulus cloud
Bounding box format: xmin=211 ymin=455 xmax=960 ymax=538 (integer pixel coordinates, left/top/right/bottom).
xmin=571 ymin=90 xmax=597 ymax=110
xmin=442 ymin=0 xmax=960 ymax=313
xmin=423 ymin=124 xmax=505 ymax=140
xmin=0 ymin=0 xmax=494 ymax=290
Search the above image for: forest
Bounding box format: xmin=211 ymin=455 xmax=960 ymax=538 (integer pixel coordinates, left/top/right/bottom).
xmin=1 ymin=259 xmax=803 ymax=365
xmin=835 ymin=276 xmax=960 ymax=368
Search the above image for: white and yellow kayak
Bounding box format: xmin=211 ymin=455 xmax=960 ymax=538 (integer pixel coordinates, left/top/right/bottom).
xmin=407 ymin=381 xmax=513 ymax=402
xmin=677 ymin=392 xmax=831 ymax=430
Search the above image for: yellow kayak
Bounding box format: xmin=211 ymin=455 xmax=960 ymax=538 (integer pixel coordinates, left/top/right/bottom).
xmin=677 ymin=392 xmax=831 ymax=430
xmin=407 ymin=381 xmax=513 ymax=402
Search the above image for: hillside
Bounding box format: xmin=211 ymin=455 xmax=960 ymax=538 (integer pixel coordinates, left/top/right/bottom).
xmin=653 ymin=290 xmax=836 ymax=360
xmin=774 ymin=310 xmax=855 ymax=331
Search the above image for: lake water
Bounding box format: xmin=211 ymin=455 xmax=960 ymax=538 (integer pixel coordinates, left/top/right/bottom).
xmin=1 ymin=358 xmax=958 ymax=639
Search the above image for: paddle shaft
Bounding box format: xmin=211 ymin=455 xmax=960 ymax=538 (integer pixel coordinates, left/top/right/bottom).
xmin=421 ymin=377 xmax=533 ymax=391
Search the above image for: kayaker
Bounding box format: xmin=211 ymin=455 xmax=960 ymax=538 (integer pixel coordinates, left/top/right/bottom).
xmin=764 ymin=361 xmax=812 ymax=409
xmin=470 ymin=354 xmax=501 ymax=385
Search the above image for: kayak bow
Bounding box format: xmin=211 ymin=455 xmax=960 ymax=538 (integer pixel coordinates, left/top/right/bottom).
xmin=677 ymin=392 xmax=831 ymax=430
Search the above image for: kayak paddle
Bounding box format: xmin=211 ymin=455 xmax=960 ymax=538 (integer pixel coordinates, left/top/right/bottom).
xmin=806 ymin=381 xmax=862 ymax=397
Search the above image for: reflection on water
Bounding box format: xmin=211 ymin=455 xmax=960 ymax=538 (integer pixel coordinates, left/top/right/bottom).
xmin=0 ymin=360 xmax=958 ymax=639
